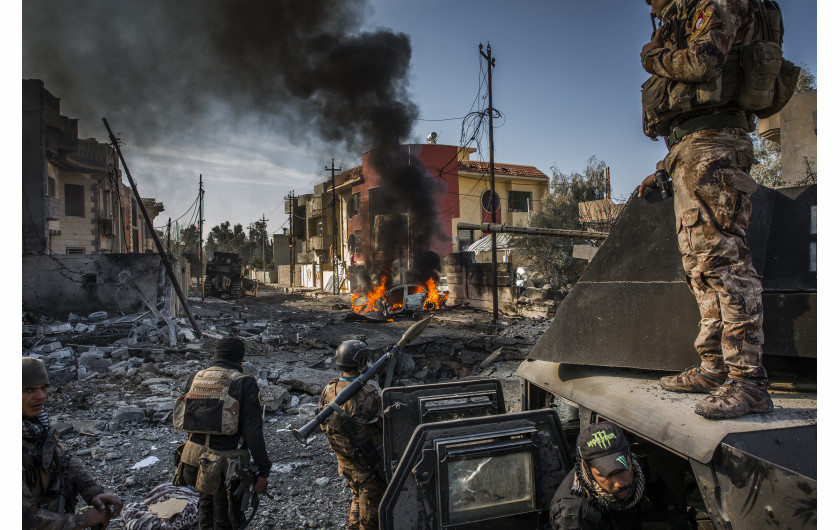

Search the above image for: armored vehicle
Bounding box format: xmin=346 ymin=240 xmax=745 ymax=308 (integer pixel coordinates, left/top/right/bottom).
xmin=379 ymin=185 xmax=817 ymax=529
xmin=204 ymin=252 xmax=259 ymax=299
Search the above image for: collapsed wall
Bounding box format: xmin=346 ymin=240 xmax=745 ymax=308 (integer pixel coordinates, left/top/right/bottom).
xmin=22 ymin=253 xmax=189 ymax=318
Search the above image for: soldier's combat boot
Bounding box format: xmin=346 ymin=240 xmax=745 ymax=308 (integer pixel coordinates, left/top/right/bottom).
xmin=694 ymin=379 xmax=774 ymax=419
xmin=659 ymin=366 xmax=727 ymax=393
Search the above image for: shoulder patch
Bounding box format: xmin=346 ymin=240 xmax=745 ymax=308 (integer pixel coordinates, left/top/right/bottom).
xmin=688 ymin=7 xmax=715 ymax=42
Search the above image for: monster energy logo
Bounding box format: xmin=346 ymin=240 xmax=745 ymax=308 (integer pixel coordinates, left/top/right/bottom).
xmin=586 ymin=430 xmax=618 ymax=450
xmin=616 ymin=455 xmax=629 ymax=469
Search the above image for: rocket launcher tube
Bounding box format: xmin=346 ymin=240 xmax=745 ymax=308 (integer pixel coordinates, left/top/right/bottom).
xmin=293 ymin=316 xmax=433 ymax=443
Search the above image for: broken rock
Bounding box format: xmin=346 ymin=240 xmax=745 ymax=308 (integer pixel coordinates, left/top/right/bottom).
xmin=78 ymin=351 xmax=113 ymax=375
xmin=113 ymin=406 xmax=145 ymax=423
xmin=259 ymin=383 xmax=290 ymax=412
xmin=276 ymin=367 xmax=333 ymax=395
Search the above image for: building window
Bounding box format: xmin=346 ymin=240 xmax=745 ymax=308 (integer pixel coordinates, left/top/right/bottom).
xmin=102 ymin=190 xmax=114 ymax=220
xmin=508 ymin=191 xmax=532 ymax=212
xmin=354 ymin=230 xmax=362 ymax=255
xmin=65 ymin=247 xmax=85 ymax=254
xmin=48 ymin=178 xmax=56 ymax=197
xmin=481 ymin=190 xmax=500 ymax=213
xmin=458 ymin=229 xmax=473 ymax=252
xmin=131 ymin=199 xmax=138 ymax=226
xmin=64 ymin=184 xmax=85 ymax=217
xmin=348 ymin=192 xmax=360 ymax=218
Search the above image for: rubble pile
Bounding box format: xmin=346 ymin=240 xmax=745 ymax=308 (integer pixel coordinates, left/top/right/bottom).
xmin=21 ymin=288 xmax=550 ymax=529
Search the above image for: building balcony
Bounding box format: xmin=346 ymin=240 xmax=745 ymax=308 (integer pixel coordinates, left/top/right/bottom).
xmin=308 ymin=235 xmax=324 ymax=251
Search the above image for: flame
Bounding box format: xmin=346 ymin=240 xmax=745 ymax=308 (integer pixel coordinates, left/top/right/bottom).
xmin=350 ymin=273 xmax=447 ymax=317
xmin=351 ymin=274 xmax=390 ymax=315
xmin=423 ymin=278 xmax=448 ymax=311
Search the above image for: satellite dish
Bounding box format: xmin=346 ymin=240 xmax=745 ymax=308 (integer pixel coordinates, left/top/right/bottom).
xmin=427 ymin=132 xmax=438 ymax=144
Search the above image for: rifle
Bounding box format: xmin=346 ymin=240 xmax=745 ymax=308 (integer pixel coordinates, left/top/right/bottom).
xmin=228 ymin=460 xmax=260 ymax=529
xmin=293 ymin=315 xmax=433 ymax=442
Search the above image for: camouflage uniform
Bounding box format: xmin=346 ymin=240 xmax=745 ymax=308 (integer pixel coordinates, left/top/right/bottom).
xmin=643 ymin=0 xmax=768 ymax=383
xmin=317 ymin=378 xmax=384 ymax=530
xmin=23 ymin=431 xmax=105 ymax=529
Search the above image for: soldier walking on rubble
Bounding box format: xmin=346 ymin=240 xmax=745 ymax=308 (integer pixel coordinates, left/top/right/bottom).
xmin=22 ymin=357 xmax=124 ymax=529
xmin=317 ymin=340 xmax=385 ymax=530
xmin=638 ymin=0 xmax=778 ymax=419
xmin=172 ymin=338 xmax=270 ymax=529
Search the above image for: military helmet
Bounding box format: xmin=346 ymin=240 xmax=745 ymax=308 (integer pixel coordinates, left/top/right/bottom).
xmin=335 ymin=340 xmax=371 ymax=370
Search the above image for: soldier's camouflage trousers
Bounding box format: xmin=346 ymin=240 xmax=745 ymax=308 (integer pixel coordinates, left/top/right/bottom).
xmin=664 ymin=127 xmax=767 ymax=381
xmin=340 ymin=467 xmax=384 ymax=530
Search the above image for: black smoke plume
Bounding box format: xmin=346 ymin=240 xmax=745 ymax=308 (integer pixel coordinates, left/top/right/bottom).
xmin=23 ymin=0 xmax=416 ymax=153
xmin=24 ymin=0 xmax=447 ymax=283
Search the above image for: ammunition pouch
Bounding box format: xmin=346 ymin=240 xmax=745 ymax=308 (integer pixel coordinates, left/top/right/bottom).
xmin=172 ymin=440 xmax=249 ymax=494
xmin=196 ymin=452 xmax=224 ymax=495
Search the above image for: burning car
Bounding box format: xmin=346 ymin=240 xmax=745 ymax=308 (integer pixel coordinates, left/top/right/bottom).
xmin=351 ymin=279 xmax=448 ymax=320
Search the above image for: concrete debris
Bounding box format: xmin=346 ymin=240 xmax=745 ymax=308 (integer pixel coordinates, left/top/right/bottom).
xmin=259 ymin=382 xmax=291 ymax=412
xmin=113 ymin=407 xmax=146 ymax=423
xmin=22 ymin=286 xmax=551 ymax=529
xmin=131 ymin=456 xmax=160 ymax=470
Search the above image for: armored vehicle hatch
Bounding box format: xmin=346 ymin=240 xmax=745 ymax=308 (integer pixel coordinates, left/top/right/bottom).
xmin=379 ymin=409 xmax=571 ymax=530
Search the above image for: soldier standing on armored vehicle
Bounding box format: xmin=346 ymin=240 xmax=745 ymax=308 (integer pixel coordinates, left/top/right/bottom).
xmin=172 ymin=338 xmax=270 ymax=529
xmin=637 ymin=0 xmax=792 ymax=418
xmin=22 ymin=357 xmax=124 ymax=529
xmin=317 ymin=340 xmax=385 ymax=530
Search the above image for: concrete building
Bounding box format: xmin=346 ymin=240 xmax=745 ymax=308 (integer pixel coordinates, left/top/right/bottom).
xmin=757 ymin=89 xmax=817 ymax=186
xmin=22 ymin=79 xmax=165 ymax=256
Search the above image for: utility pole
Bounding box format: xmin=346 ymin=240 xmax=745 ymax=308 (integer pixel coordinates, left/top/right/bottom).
xmin=326 ymin=159 xmax=342 ymax=294
xmin=261 ymin=213 xmax=268 ymax=276
xmin=166 ymin=218 xmax=171 ymax=254
xmin=288 ymin=191 xmax=297 ymax=289
xmin=480 ymin=42 xmax=499 ymax=325
xmin=199 ymin=174 xmax=205 ymax=301
xmin=103 ymin=118 xmax=202 ymax=338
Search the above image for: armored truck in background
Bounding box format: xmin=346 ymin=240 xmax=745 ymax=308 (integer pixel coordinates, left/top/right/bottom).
xmin=204 ymin=252 xmax=259 ymax=299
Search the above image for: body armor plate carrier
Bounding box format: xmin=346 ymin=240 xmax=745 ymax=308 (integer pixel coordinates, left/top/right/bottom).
xmin=173 ymin=367 xmax=247 ymax=436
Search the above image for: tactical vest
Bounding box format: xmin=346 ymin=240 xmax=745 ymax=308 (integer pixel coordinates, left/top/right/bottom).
xmin=321 ymin=380 xmax=382 ymax=461
xmin=173 ymin=367 xmax=247 ymax=436
xmin=22 ymin=433 xmax=73 ymax=513
xmin=642 ymin=0 xmax=798 ymax=138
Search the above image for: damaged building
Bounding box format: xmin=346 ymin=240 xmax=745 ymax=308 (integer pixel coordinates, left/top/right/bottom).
xmin=276 ymin=141 xmax=549 ymax=297
xmin=22 ymin=79 xmax=187 ymax=318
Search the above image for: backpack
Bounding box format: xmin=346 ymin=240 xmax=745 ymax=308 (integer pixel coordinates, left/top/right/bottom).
xmin=642 ymin=0 xmax=800 ymax=138
xmin=737 ymin=0 xmax=800 ymax=118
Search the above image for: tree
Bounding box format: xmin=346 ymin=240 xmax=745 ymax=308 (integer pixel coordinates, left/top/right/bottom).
xmin=177 ymin=224 xmax=201 ymax=276
xmin=513 ymin=156 xmax=616 ymax=288
xmin=247 ymin=219 xmax=272 ymax=269
xmin=205 ymin=221 xmax=247 ymax=259
xmin=750 ymin=64 xmax=816 ymax=187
